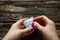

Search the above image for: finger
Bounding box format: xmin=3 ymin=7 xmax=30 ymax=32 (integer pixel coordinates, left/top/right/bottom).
xmin=33 ymin=22 xmax=44 ymax=31
xmin=22 ymin=31 xmax=32 ymax=37
xmin=33 ymin=16 xmax=45 ymax=26
xmin=34 ymin=15 xmax=52 ymax=26
xmin=42 ymin=15 xmax=51 ymax=23
xmin=16 ymin=18 xmax=27 ymax=25
xmin=22 ymin=27 xmax=34 ymax=34
xmin=33 ymin=16 xmax=43 ymax=21
xmin=18 ymin=25 xmax=25 ymax=29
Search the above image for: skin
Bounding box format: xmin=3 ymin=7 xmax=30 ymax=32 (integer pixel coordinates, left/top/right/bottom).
xmin=33 ymin=15 xmax=59 ymax=40
xmin=3 ymin=15 xmax=59 ymax=40
xmin=2 ymin=18 xmax=33 ymax=40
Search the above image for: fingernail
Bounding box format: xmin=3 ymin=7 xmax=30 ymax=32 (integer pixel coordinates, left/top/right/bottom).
xmin=29 ymin=27 xmax=34 ymax=31
xmin=32 ymin=21 xmax=35 ymax=27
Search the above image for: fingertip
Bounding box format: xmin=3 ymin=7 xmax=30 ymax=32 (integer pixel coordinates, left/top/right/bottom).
xmin=22 ymin=27 xmax=34 ymax=33
xmin=41 ymin=15 xmax=51 ymax=23
xmin=32 ymin=21 xmax=35 ymax=27
xmin=33 ymin=22 xmax=39 ymax=27
xmin=32 ymin=21 xmax=38 ymax=27
xmin=33 ymin=16 xmax=43 ymax=21
xmin=41 ymin=15 xmax=50 ymax=20
xmin=29 ymin=27 xmax=34 ymax=31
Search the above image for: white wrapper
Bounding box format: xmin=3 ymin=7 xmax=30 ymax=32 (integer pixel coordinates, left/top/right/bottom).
xmin=23 ymin=17 xmax=34 ymax=27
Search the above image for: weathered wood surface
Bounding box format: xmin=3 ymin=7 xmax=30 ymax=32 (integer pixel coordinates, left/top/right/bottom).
xmin=0 ymin=0 xmax=60 ymax=1
xmin=0 ymin=1 xmax=60 ymax=8
xmin=0 ymin=1 xmax=60 ymax=40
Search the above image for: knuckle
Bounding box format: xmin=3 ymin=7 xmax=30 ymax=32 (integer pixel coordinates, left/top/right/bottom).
xmin=39 ymin=27 xmax=45 ymax=32
xmin=51 ymin=21 xmax=54 ymax=23
xmin=49 ymin=20 xmax=54 ymax=24
xmin=42 ymin=15 xmax=45 ymax=17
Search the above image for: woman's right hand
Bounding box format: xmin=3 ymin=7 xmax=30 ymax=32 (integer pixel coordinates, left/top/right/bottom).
xmin=33 ymin=15 xmax=59 ymax=40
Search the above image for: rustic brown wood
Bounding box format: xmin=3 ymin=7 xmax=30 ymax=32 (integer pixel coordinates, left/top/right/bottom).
xmin=0 ymin=1 xmax=60 ymax=40
xmin=0 ymin=0 xmax=60 ymax=1
xmin=0 ymin=1 xmax=60 ymax=8
xmin=0 ymin=6 xmax=60 ymax=22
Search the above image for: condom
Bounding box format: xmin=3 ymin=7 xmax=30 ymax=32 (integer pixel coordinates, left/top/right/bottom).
xmin=23 ymin=17 xmax=34 ymax=27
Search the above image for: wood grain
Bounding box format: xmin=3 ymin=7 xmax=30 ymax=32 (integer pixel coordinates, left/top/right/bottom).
xmin=0 ymin=1 xmax=60 ymax=40
xmin=0 ymin=0 xmax=60 ymax=1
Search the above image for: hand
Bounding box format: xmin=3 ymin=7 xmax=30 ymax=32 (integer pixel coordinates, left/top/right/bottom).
xmin=3 ymin=19 xmax=34 ymax=40
xmin=33 ymin=15 xmax=59 ymax=40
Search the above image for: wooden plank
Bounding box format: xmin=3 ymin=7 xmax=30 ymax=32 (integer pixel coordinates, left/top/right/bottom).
xmin=57 ymin=30 xmax=60 ymax=38
xmin=0 ymin=0 xmax=43 ymax=1
xmin=0 ymin=5 xmax=27 ymax=12
xmin=0 ymin=5 xmax=60 ymax=12
xmin=0 ymin=1 xmax=60 ymax=8
xmin=0 ymin=0 xmax=60 ymax=1
xmin=0 ymin=7 xmax=60 ymax=22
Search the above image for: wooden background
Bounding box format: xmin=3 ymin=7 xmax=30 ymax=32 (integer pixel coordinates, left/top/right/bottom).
xmin=0 ymin=0 xmax=60 ymax=40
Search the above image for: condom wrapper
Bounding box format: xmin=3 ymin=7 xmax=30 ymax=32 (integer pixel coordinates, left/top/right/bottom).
xmin=23 ymin=17 xmax=34 ymax=27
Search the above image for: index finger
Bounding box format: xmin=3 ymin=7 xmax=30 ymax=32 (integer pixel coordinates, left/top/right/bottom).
xmin=33 ymin=15 xmax=52 ymax=26
xmin=16 ymin=18 xmax=27 ymax=25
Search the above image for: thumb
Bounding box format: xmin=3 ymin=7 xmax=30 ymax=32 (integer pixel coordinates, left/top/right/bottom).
xmin=22 ymin=27 xmax=34 ymax=33
xmin=33 ymin=22 xmax=44 ymax=31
